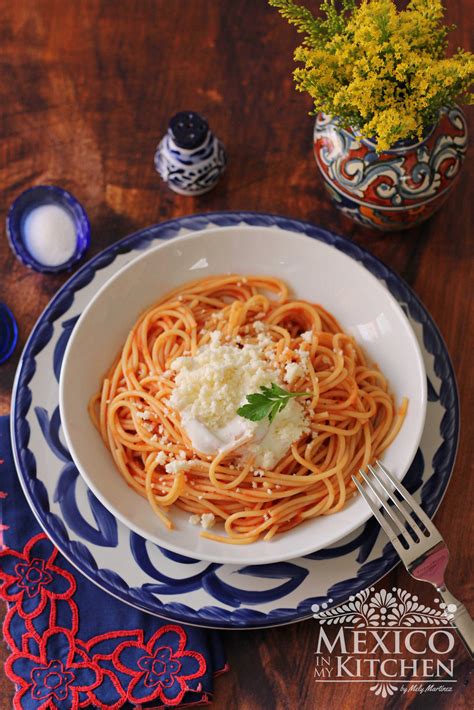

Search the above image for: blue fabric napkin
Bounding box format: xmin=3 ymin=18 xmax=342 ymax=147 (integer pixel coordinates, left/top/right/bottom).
xmin=0 ymin=415 xmax=227 ymax=709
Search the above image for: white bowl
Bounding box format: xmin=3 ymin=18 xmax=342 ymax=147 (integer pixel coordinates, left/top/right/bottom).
xmin=59 ymin=225 xmax=427 ymax=565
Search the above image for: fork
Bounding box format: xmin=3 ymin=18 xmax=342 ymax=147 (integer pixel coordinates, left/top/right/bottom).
xmin=353 ymin=460 xmax=474 ymax=656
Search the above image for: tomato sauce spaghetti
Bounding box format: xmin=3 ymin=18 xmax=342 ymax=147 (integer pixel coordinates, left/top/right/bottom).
xmin=89 ymin=274 xmax=407 ymax=544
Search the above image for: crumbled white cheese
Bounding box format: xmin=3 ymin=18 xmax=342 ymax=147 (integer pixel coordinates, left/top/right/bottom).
xmin=155 ymin=451 xmax=167 ymax=465
xmin=169 ymin=337 xmax=309 ymax=470
xmin=201 ymin=513 xmax=216 ymax=529
xmin=170 ymin=340 xmax=276 ymax=430
xmin=136 ymin=410 xmax=152 ymax=420
xmin=299 ymin=361 xmax=309 ymax=374
xmin=189 ymin=514 xmax=200 ymax=525
xmin=209 ymin=330 xmax=222 ymax=346
xmin=301 ymin=331 xmax=313 ymax=343
xmin=165 ymin=460 xmax=189 ymax=474
xmin=257 ymin=332 xmax=272 ymax=346
xmin=253 ymin=320 xmax=265 ymax=332
xmin=284 ymin=362 xmax=304 ymax=385
xmin=252 ymin=398 xmax=309 ymax=469
xmin=297 ymin=348 xmax=310 ymax=372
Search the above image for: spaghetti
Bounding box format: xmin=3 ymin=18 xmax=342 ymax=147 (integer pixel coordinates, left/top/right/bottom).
xmin=89 ymin=274 xmax=407 ymax=543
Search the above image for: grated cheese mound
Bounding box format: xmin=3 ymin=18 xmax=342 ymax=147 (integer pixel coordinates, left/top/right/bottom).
xmin=169 ymin=333 xmax=309 ymax=470
xmin=170 ymin=337 xmax=276 ymax=430
xmin=252 ymin=398 xmax=309 ymax=469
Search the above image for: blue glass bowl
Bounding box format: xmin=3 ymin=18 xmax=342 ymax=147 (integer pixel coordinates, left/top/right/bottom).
xmin=0 ymin=303 xmax=18 ymax=365
xmin=6 ymin=185 xmax=90 ymax=274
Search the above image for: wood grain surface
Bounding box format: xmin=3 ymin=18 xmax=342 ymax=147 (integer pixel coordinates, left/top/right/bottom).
xmin=0 ymin=2 xmax=472 ymax=708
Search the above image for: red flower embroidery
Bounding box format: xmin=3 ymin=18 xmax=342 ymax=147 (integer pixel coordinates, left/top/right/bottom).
xmin=5 ymin=628 xmax=101 ymax=709
xmin=0 ymin=534 xmax=75 ymax=618
xmin=113 ymin=625 xmax=206 ymax=705
xmin=31 ymin=659 xmax=75 ymax=702
xmin=0 ymin=532 xmax=215 ymax=708
xmin=16 ymin=559 xmax=53 ymax=598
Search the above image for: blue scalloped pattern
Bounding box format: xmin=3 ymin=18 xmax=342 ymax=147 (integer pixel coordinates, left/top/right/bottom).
xmin=12 ymin=212 xmax=459 ymax=629
xmin=34 ymin=404 xmax=118 ymax=548
xmin=53 ymin=317 xmax=79 ymax=383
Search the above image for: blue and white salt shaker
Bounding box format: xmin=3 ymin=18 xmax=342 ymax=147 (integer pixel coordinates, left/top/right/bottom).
xmin=155 ymin=111 xmax=226 ymax=196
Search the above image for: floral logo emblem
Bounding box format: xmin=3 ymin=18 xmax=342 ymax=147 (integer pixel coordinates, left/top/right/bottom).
xmin=312 ymin=587 xmax=454 ymax=628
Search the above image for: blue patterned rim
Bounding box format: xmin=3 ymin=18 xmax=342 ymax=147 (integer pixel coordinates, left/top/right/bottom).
xmin=11 ymin=212 xmax=459 ymax=628
xmin=6 ymin=185 xmax=91 ymax=274
xmin=0 ymin=303 xmax=19 ymax=365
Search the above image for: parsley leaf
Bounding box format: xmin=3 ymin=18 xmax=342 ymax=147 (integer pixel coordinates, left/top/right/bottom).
xmin=237 ymin=382 xmax=312 ymax=423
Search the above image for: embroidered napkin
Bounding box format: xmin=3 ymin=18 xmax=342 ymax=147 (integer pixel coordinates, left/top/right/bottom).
xmin=0 ymin=415 xmax=227 ymax=709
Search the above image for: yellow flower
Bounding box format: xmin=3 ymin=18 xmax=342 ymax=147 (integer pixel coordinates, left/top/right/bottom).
xmin=270 ymin=0 xmax=473 ymax=149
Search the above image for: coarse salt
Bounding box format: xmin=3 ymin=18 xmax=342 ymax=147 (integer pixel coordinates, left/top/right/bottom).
xmin=23 ymin=204 xmax=77 ymax=267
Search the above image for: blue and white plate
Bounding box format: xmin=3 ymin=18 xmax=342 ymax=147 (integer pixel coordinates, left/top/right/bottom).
xmin=11 ymin=213 xmax=459 ymax=629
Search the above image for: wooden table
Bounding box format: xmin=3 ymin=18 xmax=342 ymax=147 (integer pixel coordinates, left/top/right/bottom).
xmin=0 ymin=2 xmax=472 ymax=708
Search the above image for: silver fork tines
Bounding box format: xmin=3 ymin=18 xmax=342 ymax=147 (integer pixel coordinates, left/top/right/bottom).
xmin=353 ymin=460 xmax=474 ymax=657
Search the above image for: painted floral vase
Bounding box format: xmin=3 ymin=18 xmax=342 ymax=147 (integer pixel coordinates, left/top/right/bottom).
xmin=313 ymin=107 xmax=468 ymax=231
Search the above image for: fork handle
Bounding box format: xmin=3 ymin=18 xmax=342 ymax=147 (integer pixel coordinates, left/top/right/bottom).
xmin=438 ymin=588 xmax=474 ymax=657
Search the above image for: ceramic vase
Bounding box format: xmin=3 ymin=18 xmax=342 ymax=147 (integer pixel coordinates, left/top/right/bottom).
xmin=313 ymin=106 xmax=468 ymax=230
